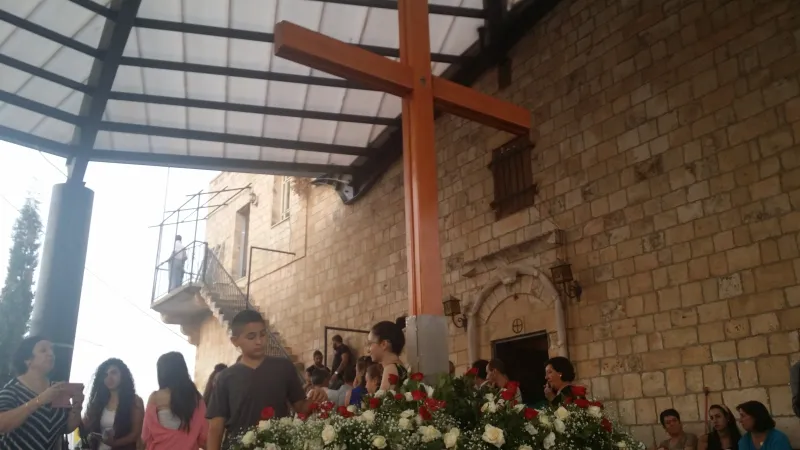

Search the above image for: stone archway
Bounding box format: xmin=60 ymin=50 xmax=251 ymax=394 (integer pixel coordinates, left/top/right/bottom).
xmin=464 ymin=264 xmax=567 ymax=363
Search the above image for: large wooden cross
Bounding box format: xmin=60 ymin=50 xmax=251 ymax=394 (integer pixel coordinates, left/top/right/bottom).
xmin=274 ymin=1 xmax=530 ymax=317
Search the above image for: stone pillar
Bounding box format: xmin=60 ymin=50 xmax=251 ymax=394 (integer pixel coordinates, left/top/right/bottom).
xmin=30 ymin=182 xmax=94 ymax=382
xmin=405 ymin=315 xmax=450 ymax=382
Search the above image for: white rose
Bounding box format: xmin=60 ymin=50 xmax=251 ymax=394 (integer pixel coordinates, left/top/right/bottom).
xmin=293 ymin=417 xmax=304 ymax=426
xmin=372 ymin=436 xmax=388 ymax=449
xmin=444 ymin=428 xmax=460 ymax=448
xmin=375 ymin=390 xmax=386 ymax=398
xmin=241 ymin=430 xmax=256 ymax=447
xmin=414 ymin=414 xmax=423 ymax=425
xmin=405 ymin=392 xmax=414 ymax=401
xmin=484 ymin=393 xmax=496 ymax=402
xmin=321 ymin=425 xmax=336 ymax=445
xmin=480 ymin=401 xmax=498 ymax=414
xmin=400 ymin=409 xmax=415 ymax=418
xmin=279 ymin=417 xmax=293 ymax=425
xmin=554 ymin=406 xmax=570 ymax=420
xmin=424 ymin=384 xmax=435 ymax=398
xmin=398 ymin=417 xmax=412 ymax=430
xmin=519 ymin=446 xmax=533 ymax=450
xmin=617 ymin=442 xmax=627 ymax=448
xmin=524 ymin=423 xmax=538 ymax=436
xmin=418 ymin=425 xmax=442 ymax=443
xmin=554 ymin=418 xmax=566 ymax=434
xmin=266 ymin=444 xmax=280 ymax=450
xmin=543 ymin=432 xmax=556 ymax=450
xmin=347 ymin=405 xmax=357 ymax=413
xmin=481 ymin=424 xmax=505 ymax=448
xmin=539 ymin=415 xmax=551 ymax=427
xmin=258 ymin=420 xmax=271 ymax=431
xmin=513 ymin=403 xmax=525 ymax=412
xmin=360 ymin=410 xmax=376 ymax=424
xmin=588 ymin=405 xmax=602 ymax=418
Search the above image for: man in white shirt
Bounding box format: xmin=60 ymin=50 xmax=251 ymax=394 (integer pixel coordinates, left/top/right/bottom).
xmin=169 ymin=235 xmax=187 ymax=290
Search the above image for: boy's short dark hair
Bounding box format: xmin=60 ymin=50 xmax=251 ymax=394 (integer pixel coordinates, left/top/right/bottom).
xmin=230 ymin=310 xmax=266 ymax=336
xmin=313 ymin=350 xmax=323 ymax=358
xmin=487 ymin=358 xmax=507 ymax=376
xmin=342 ymin=366 xmax=356 ymax=384
xmin=332 ymin=335 xmax=343 ymax=343
xmin=311 ymin=368 xmax=330 ymax=386
xmin=659 ymin=409 xmax=680 ymax=426
xmin=471 ymin=360 xmax=488 ymax=379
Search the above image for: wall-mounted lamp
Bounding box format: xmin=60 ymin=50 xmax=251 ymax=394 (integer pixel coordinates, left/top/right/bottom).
xmin=442 ymin=295 xmax=468 ymax=328
xmin=550 ymin=261 xmax=582 ymax=301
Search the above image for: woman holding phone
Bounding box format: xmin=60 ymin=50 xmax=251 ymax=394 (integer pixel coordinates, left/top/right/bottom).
xmin=0 ymin=336 xmax=85 ymax=450
xmin=83 ymin=358 xmax=144 ymax=450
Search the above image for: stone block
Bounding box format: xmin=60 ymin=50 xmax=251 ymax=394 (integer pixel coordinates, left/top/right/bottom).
xmin=718 ymin=273 xmax=744 ymax=299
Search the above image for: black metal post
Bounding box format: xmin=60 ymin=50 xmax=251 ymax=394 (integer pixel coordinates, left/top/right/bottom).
xmin=245 ymin=246 xmax=296 ymax=304
xmin=29 ymin=181 xmax=94 ymax=382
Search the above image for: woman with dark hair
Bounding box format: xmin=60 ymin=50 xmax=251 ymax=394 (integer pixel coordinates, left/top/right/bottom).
xmin=83 ymin=358 xmax=144 ymax=450
xmin=142 ymin=352 xmax=207 ymax=450
xmin=543 ymin=356 xmax=579 ymax=406
xmin=201 ymin=364 xmax=227 ymax=406
xmin=368 ymin=321 xmax=408 ymax=391
xmin=0 ymin=336 xmax=84 ymax=450
xmin=345 ymin=356 xmax=372 ymax=406
xmin=699 ymin=405 xmax=741 ymax=450
xmin=736 ymin=401 xmax=791 ymax=450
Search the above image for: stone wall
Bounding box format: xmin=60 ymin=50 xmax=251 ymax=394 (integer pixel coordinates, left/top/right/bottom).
xmin=193 ymin=0 xmax=800 ymax=445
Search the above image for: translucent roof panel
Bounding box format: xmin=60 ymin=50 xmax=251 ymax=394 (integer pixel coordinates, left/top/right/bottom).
xmin=0 ymin=0 xmax=529 ymax=176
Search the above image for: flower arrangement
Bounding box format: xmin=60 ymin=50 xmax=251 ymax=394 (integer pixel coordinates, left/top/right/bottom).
xmin=232 ymin=370 xmax=643 ymax=450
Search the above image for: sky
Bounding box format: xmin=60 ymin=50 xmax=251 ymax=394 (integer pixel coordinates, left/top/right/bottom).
xmin=0 ymin=141 xmax=218 ymax=399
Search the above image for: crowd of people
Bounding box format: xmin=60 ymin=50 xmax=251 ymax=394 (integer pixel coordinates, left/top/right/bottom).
xmin=0 ymin=309 xmax=795 ymax=450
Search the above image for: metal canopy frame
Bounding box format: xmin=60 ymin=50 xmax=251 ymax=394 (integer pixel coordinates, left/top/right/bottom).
xmin=0 ymin=0 xmax=557 ymax=198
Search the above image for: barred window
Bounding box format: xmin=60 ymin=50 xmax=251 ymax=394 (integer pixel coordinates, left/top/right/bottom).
xmin=488 ymin=135 xmax=536 ymax=220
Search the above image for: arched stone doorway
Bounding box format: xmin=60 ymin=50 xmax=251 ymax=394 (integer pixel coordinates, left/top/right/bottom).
xmin=464 ymin=264 xmax=567 ymax=363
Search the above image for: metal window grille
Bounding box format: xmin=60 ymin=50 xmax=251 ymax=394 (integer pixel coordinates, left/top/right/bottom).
xmin=488 ymin=135 xmax=536 ymax=220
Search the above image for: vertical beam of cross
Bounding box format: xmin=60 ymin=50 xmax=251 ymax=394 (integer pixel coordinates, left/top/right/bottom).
xmin=398 ymin=0 xmax=442 ymax=316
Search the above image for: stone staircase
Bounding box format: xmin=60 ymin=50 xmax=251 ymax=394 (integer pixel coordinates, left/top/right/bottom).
xmin=198 ymin=246 xmax=305 ymax=376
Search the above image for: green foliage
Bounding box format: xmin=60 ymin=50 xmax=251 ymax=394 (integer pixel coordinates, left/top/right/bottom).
xmin=0 ymin=198 xmax=43 ymax=385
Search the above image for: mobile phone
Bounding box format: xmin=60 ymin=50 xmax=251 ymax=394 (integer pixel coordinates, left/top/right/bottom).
xmin=52 ymin=383 xmax=83 ymax=408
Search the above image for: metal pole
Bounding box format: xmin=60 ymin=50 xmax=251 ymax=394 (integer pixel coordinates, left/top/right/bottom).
xmin=245 ymin=245 xmax=254 ymax=307
xmin=151 ymin=167 xmax=170 ymax=303
xmin=191 ymin=190 xmax=201 ymax=281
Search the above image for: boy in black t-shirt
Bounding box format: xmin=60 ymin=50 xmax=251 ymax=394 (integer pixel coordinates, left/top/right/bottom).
xmin=206 ymin=310 xmax=326 ymax=450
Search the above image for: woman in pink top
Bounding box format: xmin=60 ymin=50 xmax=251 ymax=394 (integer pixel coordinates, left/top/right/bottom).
xmin=142 ymin=352 xmax=208 ymax=450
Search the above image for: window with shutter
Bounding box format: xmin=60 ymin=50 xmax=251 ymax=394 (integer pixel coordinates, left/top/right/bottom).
xmin=488 ymin=135 xmax=536 ymax=220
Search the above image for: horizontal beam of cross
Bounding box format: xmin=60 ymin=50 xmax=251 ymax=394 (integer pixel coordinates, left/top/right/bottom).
xmin=274 ymin=21 xmax=530 ymax=135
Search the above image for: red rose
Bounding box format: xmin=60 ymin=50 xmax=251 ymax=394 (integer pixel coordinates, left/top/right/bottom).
xmin=575 ymin=398 xmax=590 ymax=408
xmin=601 ymin=418 xmax=612 ymax=432
xmin=589 ymin=401 xmax=604 ymax=409
xmin=524 ymin=408 xmax=538 ymax=420
xmin=394 ymin=393 xmax=404 ymax=400
xmin=308 ymin=402 xmax=319 ymax=413
xmin=571 ymin=385 xmax=587 ymax=397
xmin=337 ymin=406 xmax=354 ymax=418
xmin=388 ymin=374 xmax=399 ymax=385
xmin=319 ymin=411 xmax=329 ymax=419
xmin=369 ymin=397 xmax=381 ymax=409
xmin=410 ymin=372 xmax=424 ymax=382
xmin=297 ymin=413 xmax=308 ymax=421
xmin=418 ymin=406 xmax=432 ymax=421
xmin=260 ymin=407 xmax=275 ymax=420
xmin=466 ymin=368 xmax=478 ymax=376
xmin=506 ymin=381 xmax=520 ymax=392
xmin=500 ymin=389 xmax=515 ymax=401
xmin=411 ymin=390 xmax=426 ymax=401
xmin=564 ymin=396 xmax=573 ymax=405
xmin=424 ymin=397 xmax=445 ymax=412
xmin=320 ymin=401 xmax=334 ymax=411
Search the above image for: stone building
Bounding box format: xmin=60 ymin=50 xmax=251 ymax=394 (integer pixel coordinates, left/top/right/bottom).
xmin=162 ymin=0 xmax=800 ymax=445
